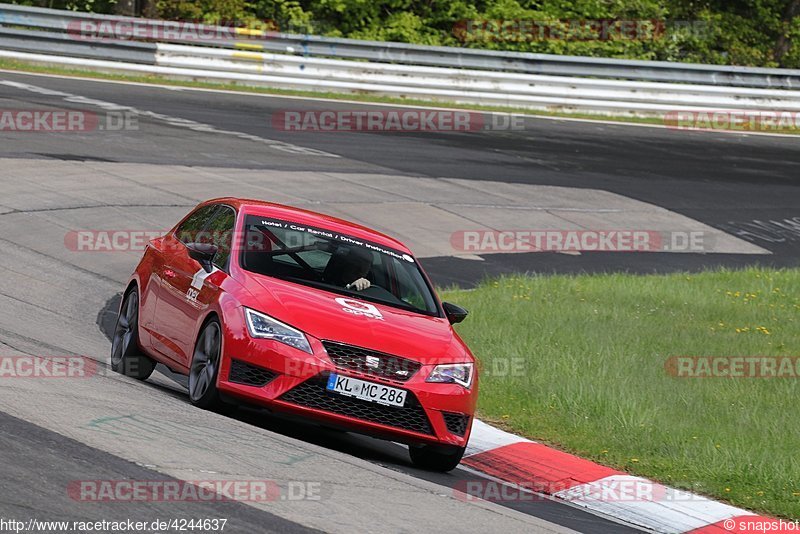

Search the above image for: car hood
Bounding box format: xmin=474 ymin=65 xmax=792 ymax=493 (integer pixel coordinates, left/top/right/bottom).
xmin=240 ymin=274 xmax=469 ymax=365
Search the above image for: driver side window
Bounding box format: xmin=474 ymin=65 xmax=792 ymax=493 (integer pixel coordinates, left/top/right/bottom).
xmin=176 ymin=205 xmax=219 ymax=245
xmin=206 ymin=206 xmax=236 ymax=270
xmin=174 ymin=204 xmax=237 ymax=271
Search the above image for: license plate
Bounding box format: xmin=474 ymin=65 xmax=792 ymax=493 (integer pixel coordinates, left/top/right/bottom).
xmin=326 ymin=374 xmax=407 ymax=408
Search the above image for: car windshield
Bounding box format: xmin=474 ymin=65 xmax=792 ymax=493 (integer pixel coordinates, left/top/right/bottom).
xmin=240 ymin=215 xmax=439 ymax=316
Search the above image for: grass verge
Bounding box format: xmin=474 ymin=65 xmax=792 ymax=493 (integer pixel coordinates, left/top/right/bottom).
xmin=1 ymin=57 xmax=798 ymax=135
xmin=441 ymin=267 xmax=800 ymax=519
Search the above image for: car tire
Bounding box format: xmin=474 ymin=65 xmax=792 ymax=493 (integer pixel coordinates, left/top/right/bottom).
xmin=188 ymin=318 xmax=228 ymax=411
xmin=409 ymin=444 xmax=466 ymax=472
xmin=111 ymin=288 xmax=156 ymax=380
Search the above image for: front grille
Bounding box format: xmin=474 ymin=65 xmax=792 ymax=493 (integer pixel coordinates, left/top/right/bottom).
xmin=229 ymin=359 xmax=277 ymax=387
xmin=442 ymin=412 xmax=470 ymax=436
xmin=322 ymin=341 xmax=422 ymax=382
xmin=279 ymin=374 xmax=433 ymax=435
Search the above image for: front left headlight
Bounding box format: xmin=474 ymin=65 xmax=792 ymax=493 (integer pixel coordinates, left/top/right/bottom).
xmin=244 ymin=308 xmax=312 ymax=354
xmin=426 ymin=363 xmax=474 ymax=388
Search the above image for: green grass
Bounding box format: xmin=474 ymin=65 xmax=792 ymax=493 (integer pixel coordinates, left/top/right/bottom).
xmin=1 ymin=57 xmax=799 ymax=135
xmin=441 ymin=268 xmax=800 ymax=519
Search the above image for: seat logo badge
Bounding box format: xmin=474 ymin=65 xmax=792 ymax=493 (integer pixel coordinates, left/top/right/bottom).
xmin=335 ymin=298 xmax=384 ymax=320
xmin=365 ymin=356 xmax=380 ymax=368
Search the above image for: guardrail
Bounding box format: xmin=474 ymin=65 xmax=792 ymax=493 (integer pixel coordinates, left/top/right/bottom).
xmin=0 ymin=26 xmax=156 ymax=64
xmin=0 ymin=3 xmax=799 ymax=117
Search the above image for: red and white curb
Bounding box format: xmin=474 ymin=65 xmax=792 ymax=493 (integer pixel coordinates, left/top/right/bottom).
xmin=463 ymin=420 xmax=791 ymax=533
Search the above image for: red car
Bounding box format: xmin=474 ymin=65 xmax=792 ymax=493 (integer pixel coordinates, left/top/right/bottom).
xmin=111 ymin=198 xmax=477 ymax=471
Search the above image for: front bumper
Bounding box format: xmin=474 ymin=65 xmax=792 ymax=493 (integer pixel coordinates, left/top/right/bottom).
xmin=218 ymin=331 xmax=476 ymax=448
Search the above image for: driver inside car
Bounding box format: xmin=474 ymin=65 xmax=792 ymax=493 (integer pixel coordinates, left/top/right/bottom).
xmin=323 ymin=246 xmax=373 ymax=291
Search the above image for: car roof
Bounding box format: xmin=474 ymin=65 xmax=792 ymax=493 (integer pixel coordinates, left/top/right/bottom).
xmin=205 ymin=197 xmax=413 ymax=254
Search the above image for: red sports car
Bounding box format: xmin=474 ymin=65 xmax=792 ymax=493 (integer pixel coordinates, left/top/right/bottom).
xmin=111 ymin=198 xmax=477 ymax=471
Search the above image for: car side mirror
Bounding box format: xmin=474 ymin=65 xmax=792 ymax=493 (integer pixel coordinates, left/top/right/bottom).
xmin=443 ymin=302 xmax=469 ymax=324
xmin=186 ymin=242 xmax=218 ymax=273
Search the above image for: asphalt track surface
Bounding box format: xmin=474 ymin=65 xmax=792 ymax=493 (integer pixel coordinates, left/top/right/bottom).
xmin=0 ymin=68 xmax=798 ymax=533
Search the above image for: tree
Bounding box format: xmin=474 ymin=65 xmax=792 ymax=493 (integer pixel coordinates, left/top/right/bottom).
xmin=775 ymin=0 xmax=800 ymax=66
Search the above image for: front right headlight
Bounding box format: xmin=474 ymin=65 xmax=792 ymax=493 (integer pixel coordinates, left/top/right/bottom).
xmin=426 ymin=363 xmax=474 ymax=388
xmin=244 ymin=308 xmax=312 ymax=354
